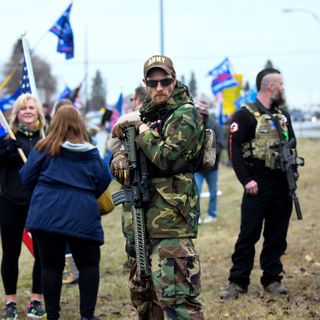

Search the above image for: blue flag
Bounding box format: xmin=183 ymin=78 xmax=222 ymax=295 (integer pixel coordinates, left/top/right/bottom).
xmin=58 ymin=86 xmax=72 ymax=99
xmin=50 ymin=3 xmax=74 ymax=59
xmin=234 ymin=87 xmax=258 ymax=110
xmin=110 ymin=93 xmax=123 ymax=129
xmin=115 ymin=92 xmax=123 ymax=115
xmin=0 ymin=115 xmax=8 ymax=138
xmin=208 ymin=58 xmax=239 ymax=95
xmin=0 ymin=88 xmax=21 ymax=113
xmin=0 ymin=59 xmax=32 ymax=112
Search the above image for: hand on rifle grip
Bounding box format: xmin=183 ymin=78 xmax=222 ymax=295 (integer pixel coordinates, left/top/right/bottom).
xmin=110 ymin=151 xmax=130 ymax=187
xmin=112 ymin=120 xmax=143 ymax=139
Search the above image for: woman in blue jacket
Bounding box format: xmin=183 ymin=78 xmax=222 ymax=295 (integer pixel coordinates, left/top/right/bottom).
xmin=20 ymin=105 xmax=112 ymax=320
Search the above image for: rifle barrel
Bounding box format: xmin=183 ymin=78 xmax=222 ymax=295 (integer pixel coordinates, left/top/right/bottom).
xmin=293 ymin=194 xmax=303 ymax=220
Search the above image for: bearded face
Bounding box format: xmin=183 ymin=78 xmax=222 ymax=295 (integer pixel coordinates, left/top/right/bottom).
xmin=271 ymin=90 xmax=286 ymax=107
xmin=270 ymin=75 xmax=286 ymax=107
xmin=144 ymin=69 xmax=176 ymax=106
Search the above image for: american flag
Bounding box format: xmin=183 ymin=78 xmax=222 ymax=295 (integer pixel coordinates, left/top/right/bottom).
xmin=13 ymin=60 xmax=35 ymax=255
xmin=20 ymin=60 xmax=32 ymax=94
xmin=0 ymin=59 xmax=32 ymax=112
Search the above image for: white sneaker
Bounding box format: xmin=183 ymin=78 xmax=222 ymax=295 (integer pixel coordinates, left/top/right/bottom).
xmin=198 ymin=216 xmax=203 ymax=224
xmin=203 ymin=216 xmax=217 ymax=223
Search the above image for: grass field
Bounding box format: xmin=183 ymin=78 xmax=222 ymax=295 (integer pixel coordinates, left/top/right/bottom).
xmin=5 ymin=138 xmax=320 ymax=319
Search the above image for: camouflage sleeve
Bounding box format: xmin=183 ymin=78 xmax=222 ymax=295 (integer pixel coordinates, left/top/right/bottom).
xmin=135 ymin=105 xmax=203 ymax=172
xmin=108 ymin=111 xmax=142 ymax=154
xmin=107 ymin=136 xmax=122 ymax=154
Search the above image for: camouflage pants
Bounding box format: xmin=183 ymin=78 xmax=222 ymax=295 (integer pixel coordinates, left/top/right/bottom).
xmin=129 ymin=257 xmax=163 ymax=320
xmin=128 ymin=238 xmax=204 ymax=320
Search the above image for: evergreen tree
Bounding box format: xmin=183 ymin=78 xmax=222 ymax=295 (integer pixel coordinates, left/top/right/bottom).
xmin=2 ymin=39 xmax=57 ymax=102
xmin=264 ymin=59 xmax=274 ymax=69
xmin=243 ymin=81 xmax=250 ymax=92
xmin=188 ymin=71 xmax=197 ymax=98
xmin=89 ymin=70 xmax=106 ymax=111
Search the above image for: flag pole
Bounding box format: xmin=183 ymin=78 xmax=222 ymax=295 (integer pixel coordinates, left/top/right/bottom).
xmin=31 ymin=30 xmax=49 ymax=51
xmin=21 ymin=34 xmax=46 ymax=138
xmin=0 ymin=66 xmax=18 ymax=92
xmin=84 ymin=23 xmax=89 ymax=113
xmin=21 ymin=34 xmax=38 ymax=98
xmin=0 ymin=35 xmax=39 ymax=257
xmin=0 ymin=110 xmax=34 ymax=255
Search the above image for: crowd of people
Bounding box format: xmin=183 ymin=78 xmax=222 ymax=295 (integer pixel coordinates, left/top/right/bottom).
xmin=0 ymin=55 xmax=303 ymax=320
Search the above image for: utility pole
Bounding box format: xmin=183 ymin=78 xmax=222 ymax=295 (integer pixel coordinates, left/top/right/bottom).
xmin=160 ymin=0 xmax=164 ymax=55
xmin=84 ymin=24 xmax=89 ymax=113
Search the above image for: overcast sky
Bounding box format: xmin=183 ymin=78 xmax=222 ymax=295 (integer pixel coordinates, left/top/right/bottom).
xmin=1 ymin=0 xmax=320 ymax=110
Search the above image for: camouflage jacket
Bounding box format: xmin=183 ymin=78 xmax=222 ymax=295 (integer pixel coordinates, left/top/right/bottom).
xmin=132 ymin=81 xmax=205 ymax=239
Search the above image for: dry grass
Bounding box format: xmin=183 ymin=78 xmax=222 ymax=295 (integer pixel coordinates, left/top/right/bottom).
xmin=4 ymin=138 xmax=320 ymax=319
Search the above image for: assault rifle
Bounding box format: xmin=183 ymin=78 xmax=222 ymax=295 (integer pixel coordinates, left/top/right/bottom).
xmin=112 ymin=127 xmax=151 ymax=279
xmin=272 ymin=115 xmax=304 ymax=220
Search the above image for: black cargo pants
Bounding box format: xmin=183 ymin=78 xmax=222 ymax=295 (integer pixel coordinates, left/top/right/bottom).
xmin=228 ymin=174 xmax=292 ymax=289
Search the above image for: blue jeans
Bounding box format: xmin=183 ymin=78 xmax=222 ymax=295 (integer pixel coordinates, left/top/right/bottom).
xmin=195 ymin=170 xmax=218 ymax=218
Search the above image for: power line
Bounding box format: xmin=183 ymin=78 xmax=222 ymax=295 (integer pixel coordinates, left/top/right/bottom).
xmin=282 ymin=8 xmax=320 ymax=25
xmin=5 ymin=49 xmax=317 ymax=66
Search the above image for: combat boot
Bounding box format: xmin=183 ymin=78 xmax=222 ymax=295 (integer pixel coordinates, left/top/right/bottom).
xmin=219 ymin=282 xmax=247 ymax=300
xmin=264 ymin=281 xmax=288 ymax=295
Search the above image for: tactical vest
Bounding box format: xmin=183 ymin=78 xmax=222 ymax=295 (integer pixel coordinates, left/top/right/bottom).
xmin=241 ymin=103 xmax=291 ymax=169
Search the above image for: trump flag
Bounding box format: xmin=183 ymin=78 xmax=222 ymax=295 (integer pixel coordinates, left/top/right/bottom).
xmin=208 ymin=58 xmax=239 ymax=95
xmin=50 ymin=3 xmax=74 ymax=59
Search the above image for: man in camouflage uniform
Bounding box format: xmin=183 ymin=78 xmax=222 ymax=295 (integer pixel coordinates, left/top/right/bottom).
xmin=111 ymin=55 xmax=205 ymax=319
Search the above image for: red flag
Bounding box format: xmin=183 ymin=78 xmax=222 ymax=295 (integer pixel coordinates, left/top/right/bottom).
xmin=22 ymin=229 xmax=34 ymax=256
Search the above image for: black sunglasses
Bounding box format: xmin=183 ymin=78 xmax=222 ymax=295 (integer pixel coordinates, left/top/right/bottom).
xmin=146 ymin=78 xmax=174 ymax=88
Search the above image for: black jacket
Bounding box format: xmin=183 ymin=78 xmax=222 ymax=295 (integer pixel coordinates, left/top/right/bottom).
xmin=0 ymin=130 xmax=41 ymax=205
